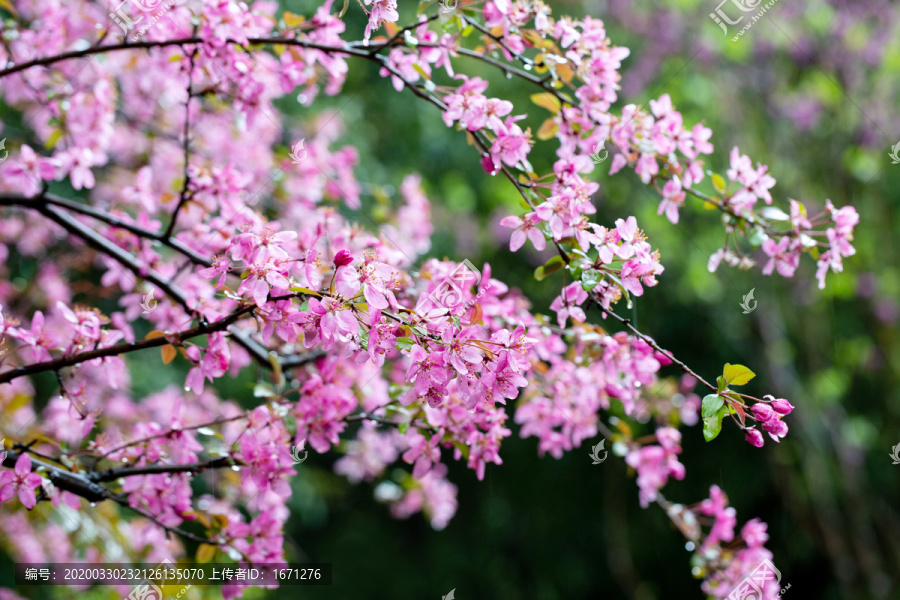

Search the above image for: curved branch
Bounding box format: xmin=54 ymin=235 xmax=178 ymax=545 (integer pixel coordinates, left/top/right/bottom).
xmin=0 ymin=305 xmax=255 ymax=384
xmin=0 ymin=192 xmax=213 ymax=267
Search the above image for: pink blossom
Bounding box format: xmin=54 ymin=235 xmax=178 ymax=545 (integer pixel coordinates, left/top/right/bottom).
xmin=499 ymin=213 xmax=546 ymax=252
xmin=0 ymin=454 xmax=43 ymax=510
xmin=550 ymin=282 xmax=589 ymax=327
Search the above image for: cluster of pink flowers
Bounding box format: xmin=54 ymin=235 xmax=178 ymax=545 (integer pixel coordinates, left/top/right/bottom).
xmin=0 ymin=0 xmax=853 ymax=597
xmin=442 ymin=75 xmax=532 ymax=173
xmin=516 ymin=330 xmax=669 ymax=457
xmin=697 ymin=487 xmax=782 ymax=599
xmin=625 ymin=427 xmax=686 ymax=508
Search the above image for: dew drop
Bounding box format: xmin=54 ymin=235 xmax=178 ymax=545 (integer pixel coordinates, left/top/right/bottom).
xmin=685 ymin=541 xmax=695 ymax=551
xmin=184 ymin=386 xmax=190 ymax=391
xmin=90 ymin=502 xmax=97 ymax=507
xmin=505 ymin=72 xmax=512 ymax=79
xmin=524 ymin=64 xmax=532 ymax=71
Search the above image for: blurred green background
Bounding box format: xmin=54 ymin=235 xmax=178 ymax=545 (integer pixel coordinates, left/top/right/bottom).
xmin=3 ymin=0 xmax=900 ymax=598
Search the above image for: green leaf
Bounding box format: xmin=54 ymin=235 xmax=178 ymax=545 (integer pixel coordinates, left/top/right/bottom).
xmin=537 ymin=118 xmax=559 ymax=140
xmin=396 ymin=337 xmax=414 ymax=351
xmin=530 ymin=92 xmax=561 ymax=114
xmin=712 ymin=173 xmax=727 ymax=193
xmin=534 ymin=256 xmax=565 ymax=281
xmin=196 ymin=543 xmax=217 ymax=563
xmin=716 ymin=375 xmax=727 ymax=393
xmin=581 ymin=268 xmax=603 ymax=292
xmin=723 ymin=363 xmax=755 ymax=386
xmin=703 ymin=405 xmax=728 ymax=442
xmin=701 ymin=394 xmax=724 ymax=418
xmin=289 ymin=286 xmax=321 ymax=297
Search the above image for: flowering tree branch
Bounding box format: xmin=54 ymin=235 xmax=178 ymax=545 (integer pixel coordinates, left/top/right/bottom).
xmin=0 ymin=1 xmax=855 ymax=598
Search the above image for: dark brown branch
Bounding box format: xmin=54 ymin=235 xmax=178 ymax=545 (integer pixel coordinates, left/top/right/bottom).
xmin=0 ymin=192 xmax=212 ymax=267
xmin=2 ymin=450 xmax=108 ymax=503
xmin=0 ymin=305 xmax=255 ymax=384
xmin=164 ymin=45 xmax=199 ymax=239
xmin=89 ymin=456 xmax=239 ymax=482
xmin=35 ymin=201 xmax=195 ymax=312
xmin=594 ymin=302 xmax=717 ymax=392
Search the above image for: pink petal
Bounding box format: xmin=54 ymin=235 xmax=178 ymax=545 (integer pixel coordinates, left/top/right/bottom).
xmin=14 ymin=453 xmax=32 ymax=476
xmin=18 ymin=485 xmax=36 ymax=509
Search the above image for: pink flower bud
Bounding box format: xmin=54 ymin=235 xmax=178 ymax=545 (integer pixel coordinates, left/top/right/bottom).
xmin=333 ymin=249 xmax=353 ymax=267
xmin=744 ymin=428 xmax=764 ymax=448
xmin=762 ymin=418 xmax=788 ymax=439
xmin=481 ymin=154 xmax=498 ymax=176
xmin=750 ymin=402 xmax=775 ymax=422
xmin=770 ymin=398 xmax=794 ymax=415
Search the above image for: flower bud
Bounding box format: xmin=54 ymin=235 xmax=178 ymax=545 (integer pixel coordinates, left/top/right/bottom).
xmin=333 ymin=249 xmax=353 ymax=267
xmin=762 ymin=418 xmax=788 ymax=439
xmin=744 ymin=428 xmax=765 ymax=448
xmin=770 ymin=398 xmax=794 ymax=415
xmin=750 ymin=402 xmax=775 ymax=422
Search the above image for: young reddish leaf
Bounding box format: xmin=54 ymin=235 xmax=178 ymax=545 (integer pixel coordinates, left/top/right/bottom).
xmin=537 ymin=118 xmax=559 ymax=140
xmin=161 ymin=344 xmax=177 ymax=365
xmin=467 ymin=303 xmax=484 ymax=326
